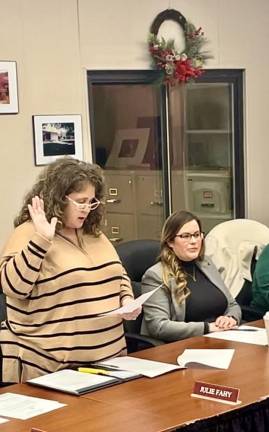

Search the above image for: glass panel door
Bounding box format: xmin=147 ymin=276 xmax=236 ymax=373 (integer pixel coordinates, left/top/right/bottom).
xmin=88 ymin=69 xmax=244 ymax=241
xmin=169 ymin=70 xmax=244 ymax=234
xmin=88 ymin=72 xmax=167 ymax=243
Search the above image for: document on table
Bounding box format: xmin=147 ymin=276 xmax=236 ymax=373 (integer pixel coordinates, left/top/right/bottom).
xmin=102 ymin=284 xmax=163 ymax=316
xmin=80 ymin=366 xmax=141 ymax=381
xmin=204 ymin=325 xmax=267 ymax=346
xmin=96 ymin=356 xmax=183 ymax=378
xmin=0 ymin=393 xmax=66 ymax=420
xmin=0 ymin=417 xmax=9 ymax=424
xmin=177 ymin=349 xmax=235 ymax=369
xmin=27 ymin=369 xmax=119 ymax=395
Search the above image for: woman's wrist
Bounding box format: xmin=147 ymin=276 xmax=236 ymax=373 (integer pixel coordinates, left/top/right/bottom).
xmin=227 ymin=315 xmax=238 ymax=325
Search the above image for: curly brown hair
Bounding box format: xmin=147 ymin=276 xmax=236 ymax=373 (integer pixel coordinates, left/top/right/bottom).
xmin=160 ymin=210 xmax=205 ymax=304
xmin=14 ymin=157 xmax=105 ymax=236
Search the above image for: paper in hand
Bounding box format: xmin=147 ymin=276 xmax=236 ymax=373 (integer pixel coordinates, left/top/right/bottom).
xmin=101 ymin=284 xmax=162 ymax=316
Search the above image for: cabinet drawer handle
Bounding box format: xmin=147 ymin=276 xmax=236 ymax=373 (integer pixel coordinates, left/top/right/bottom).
xmin=201 ymin=203 xmax=215 ymax=208
xmin=150 ymin=201 xmax=163 ymax=206
xmin=106 ymin=198 xmax=121 ymax=204
xmin=109 ymin=237 xmax=123 ymax=243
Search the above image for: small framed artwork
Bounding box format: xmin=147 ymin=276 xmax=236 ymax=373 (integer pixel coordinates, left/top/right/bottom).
xmin=137 ymin=116 xmax=162 ymax=168
xmin=105 ymin=128 xmax=150 ymax=168
xmin=33 ymin=114 xmax=83 ymax=166
xmin=0 ymin=61 xmax=18 ymax=114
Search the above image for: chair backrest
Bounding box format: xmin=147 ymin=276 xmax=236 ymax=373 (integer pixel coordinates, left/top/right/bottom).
xmin=235 ymin=246 xmax=257 ymax=306
xmin=116 ymin=239 xmax=160 ymax=352
xmin=116 ymin=239 xmax=160 ymax=284
xmin=205 ymin=219 xmax=269 ymax=298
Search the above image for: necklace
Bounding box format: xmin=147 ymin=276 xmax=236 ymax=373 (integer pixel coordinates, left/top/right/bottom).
xmin=58 ymin=229 xmax=81 ymax=248
xmin=184 ymin=265 xmax=196 ymax=282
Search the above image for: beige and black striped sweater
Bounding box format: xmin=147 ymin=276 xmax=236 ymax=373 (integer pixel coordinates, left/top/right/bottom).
xmin=0 ymin=222 xmax=133 ymax=382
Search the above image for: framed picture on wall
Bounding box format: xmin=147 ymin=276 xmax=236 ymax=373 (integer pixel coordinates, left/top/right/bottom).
xmin=0 ymin=61 xmax=18 ymax=114
xmin=105 ymin=128 xmax=150 ymax=168
xmin=33 ymin=114 xmax=83 ymax=166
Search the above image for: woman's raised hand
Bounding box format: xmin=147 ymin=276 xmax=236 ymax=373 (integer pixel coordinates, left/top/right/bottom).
xmin=28 ymin=196 xmax=58 ymax=241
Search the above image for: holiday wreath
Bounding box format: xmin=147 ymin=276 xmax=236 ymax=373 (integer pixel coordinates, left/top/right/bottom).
xmin=148 ymin=9 xmax=212 ymax=85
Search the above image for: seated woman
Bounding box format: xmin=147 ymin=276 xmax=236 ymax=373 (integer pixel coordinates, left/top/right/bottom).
xmin=0 ymin=157 xmax=140 ymax=383
xmin=141 ymin=210 xmax=241 ymax=343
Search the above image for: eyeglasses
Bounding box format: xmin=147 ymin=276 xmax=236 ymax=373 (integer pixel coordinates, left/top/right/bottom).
xmin=175 ymin=232 xmax=203 ymax=242
xmin=65 ymin=195 xmax=100 ymax=211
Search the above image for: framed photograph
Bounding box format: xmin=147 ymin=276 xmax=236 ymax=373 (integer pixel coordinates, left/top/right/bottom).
xmin=105 ymin=128 xmax=150 ymax=168
xmin=33 ymin=114 xmax=83 ymax=166
xmin=0 ymin=61 xmax=18 ymax=114
xmin=137 ymin=116 xmax=162 ymax=168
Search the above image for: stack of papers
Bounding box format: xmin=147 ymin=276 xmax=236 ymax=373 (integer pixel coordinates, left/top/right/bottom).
xmin=177 ymin=349 xmax=235 ymax=369
xmin=27 ymin=369 xmax=119 ymax=395
xmin=96 ymin=356 xmax=183 ymax=378
xmin=0 ymin=393 xmax=65 ymax=420
xmin=205 ymin=325 xmax=267 ymax=346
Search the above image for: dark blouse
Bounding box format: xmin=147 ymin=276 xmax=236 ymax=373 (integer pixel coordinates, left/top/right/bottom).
xmin=183 ymin=261 xmax=228 ymax=323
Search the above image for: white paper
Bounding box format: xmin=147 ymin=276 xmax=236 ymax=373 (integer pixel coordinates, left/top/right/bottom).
xmin=205 ymin=325 xmax=267 ymax=346
xmin=97 ymin=368 xmax=140 ymax=380
xmin=103 ymin=284 xmax=162 ymax=316
xmin=91 ymin=362 xmax=141 ymax=379
xmin=96 ymin=356 xmax=183 ymax=378
xmin=0 ymin=393 xmax=65 ymax=420
xmin=177 ymin=349 xmax=235 ymax=369
xmin=0 ymin=417 xmax=9 ymax=424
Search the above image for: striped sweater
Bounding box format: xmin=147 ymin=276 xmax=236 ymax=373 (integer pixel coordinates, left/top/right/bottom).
xmin=0 ymin=222 xmax=133 ymax=382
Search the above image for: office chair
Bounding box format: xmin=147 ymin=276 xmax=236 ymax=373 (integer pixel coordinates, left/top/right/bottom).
xmin=0 ymin=293 xmax=6 ymax=323
xmin=116 ymin=239 xmax=161 ymax=353
xmin=205 ymin=219 xmax=269 ymax=321
xmin=0 ymin=292 xmax=11 ymax=387
xmin=234 ymin=246 xmax=264 ymax=321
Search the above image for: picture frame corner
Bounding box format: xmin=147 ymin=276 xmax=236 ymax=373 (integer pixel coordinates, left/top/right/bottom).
xmin=0 ymin=60 xmax=19 ymax=114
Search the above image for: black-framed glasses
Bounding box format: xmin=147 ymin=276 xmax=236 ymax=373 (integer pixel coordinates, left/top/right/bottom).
xmin=65 ymin=195 xmax=100 ymax=211
xmin=175 ymin=232 xmax=203 ymax=242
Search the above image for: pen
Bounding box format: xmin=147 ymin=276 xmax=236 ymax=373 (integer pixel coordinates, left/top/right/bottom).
xmin=92 ymin=363 xmax=121 ymax=370
xmin=229 ymin=328 xmax=258 ymax=332
xmin=78 ymin=367 xmax=123 ymax=381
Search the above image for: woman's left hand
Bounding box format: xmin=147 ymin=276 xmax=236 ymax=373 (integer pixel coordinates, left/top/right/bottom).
xmin=119 ymin=306 xmax=142 ymax=321
xmin=215 ymin=315 xmax=237 ymax=330
xmin=119 ymin=298 xmax=142 ymax=320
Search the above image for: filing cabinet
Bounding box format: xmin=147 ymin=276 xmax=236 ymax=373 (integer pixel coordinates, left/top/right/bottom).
xmin=103 ymin=170 xmax=164 ymax=243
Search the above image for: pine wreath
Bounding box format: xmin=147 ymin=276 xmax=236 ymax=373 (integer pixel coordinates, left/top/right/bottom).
xmin=148 ymin=9 xmax=212 ymax=85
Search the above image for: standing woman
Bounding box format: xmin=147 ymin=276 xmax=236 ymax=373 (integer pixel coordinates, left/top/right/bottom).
xmin=141 ymin=210 xmax=241 ymax=343
xmin=0 ymin=157 xmax=140 ymax=383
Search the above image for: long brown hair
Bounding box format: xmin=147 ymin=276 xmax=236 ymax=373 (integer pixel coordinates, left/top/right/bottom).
xmin=14 ymin=157 xmax=105 ymax=236
xmin=160 ymin=210 xmax=204 ymax=303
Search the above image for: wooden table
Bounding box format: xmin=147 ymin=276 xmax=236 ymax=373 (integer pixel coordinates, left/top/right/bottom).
xmin=83 ymin=320 xmax=269 ymax=431
xmin=0 ymin=321 xmax=268 ymax=431
xmin=0 ymin=383 xmax=166 ymax=432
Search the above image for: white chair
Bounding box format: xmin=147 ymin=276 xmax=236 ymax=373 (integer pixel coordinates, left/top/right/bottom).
xmin=205 ymin=219 xmax=269 ymax=299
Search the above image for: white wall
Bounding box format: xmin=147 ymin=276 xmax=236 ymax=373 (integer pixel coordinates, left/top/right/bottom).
xmin=0 ymin=0 xmax=269 ymax=249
